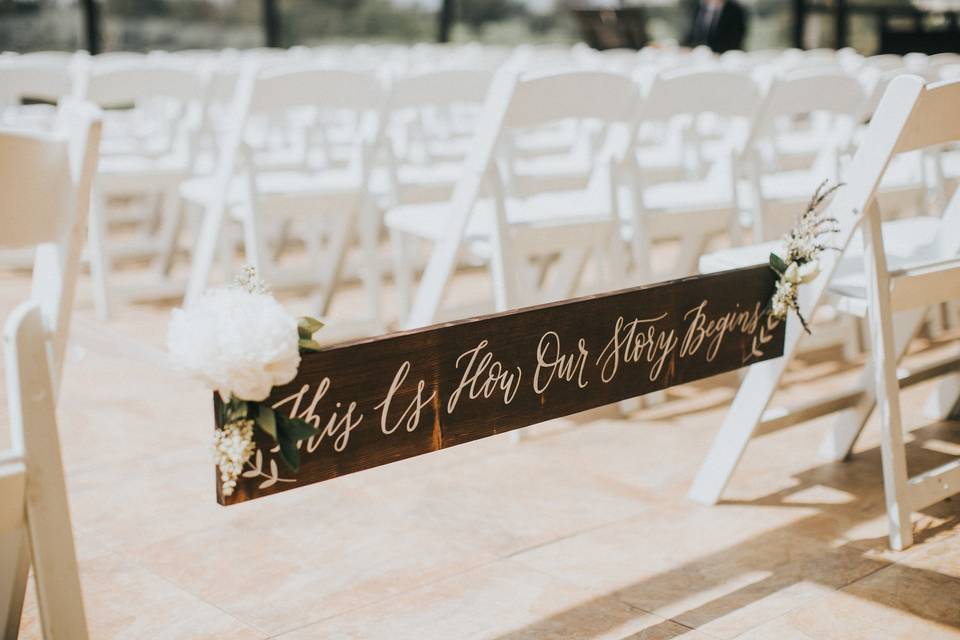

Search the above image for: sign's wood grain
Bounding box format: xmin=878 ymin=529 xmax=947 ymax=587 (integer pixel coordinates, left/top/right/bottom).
xmin=216 ymin=265 xmax=785 ymax=505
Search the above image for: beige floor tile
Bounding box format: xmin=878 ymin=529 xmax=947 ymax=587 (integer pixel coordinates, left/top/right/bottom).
xmin=346 ymin=441 xmax=656 ymax=557
xmin=3 ymin=262 xmax=960 ymax=639
xmin=511 ymin=507 xmax=891 ymax=639
xmin=733 ymin=615 xmax=822 ymax=639
xmin=134 ymin=518 xmax=496 ymax=635
xmin=274 ymin=559 xmax=712 ymax=640
xmin=19 ymin=552 xmax=264 ymax=640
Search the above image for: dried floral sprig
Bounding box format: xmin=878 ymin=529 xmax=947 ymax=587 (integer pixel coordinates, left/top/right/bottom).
xmin=233 ymin=263 xmax=272 ymax=295
xmin=213 ymin=419 xmax=256 ymax=497
xmin=767 ymin=180 xmax=842 ymax=333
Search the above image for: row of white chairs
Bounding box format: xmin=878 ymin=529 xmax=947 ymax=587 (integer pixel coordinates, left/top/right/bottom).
xmin=5 ymin=47 xmax=958 ymax=334
xmin=0 ymin=67 xmax=957 ymax=640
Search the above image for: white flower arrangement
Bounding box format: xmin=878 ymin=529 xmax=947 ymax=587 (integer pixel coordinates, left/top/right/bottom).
xmin=767 ymin=181 xmax=841 ymax=333
xmin=167 ymin=266 xmax=323 ymax=496
xmin=167 ymin=286 xmax=301 ymax=402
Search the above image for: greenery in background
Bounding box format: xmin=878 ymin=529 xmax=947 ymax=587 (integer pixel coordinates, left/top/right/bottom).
xmin=0 ymin=0 xmax=928 ymax=54
xmin=280 ymin=0 xmax=434 ymax=45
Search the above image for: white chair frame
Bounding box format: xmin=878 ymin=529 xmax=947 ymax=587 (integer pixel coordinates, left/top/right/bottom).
xmin=689 ymin=76 xmax=960 ymax=550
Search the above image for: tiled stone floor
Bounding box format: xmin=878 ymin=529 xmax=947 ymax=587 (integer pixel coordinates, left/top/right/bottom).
xmin=3 ymin=264 xmax=959 ymax=639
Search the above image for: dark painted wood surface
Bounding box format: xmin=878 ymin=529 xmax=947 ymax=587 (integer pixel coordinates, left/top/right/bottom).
xmin=216 ymin=265 xmax=784 ymax=505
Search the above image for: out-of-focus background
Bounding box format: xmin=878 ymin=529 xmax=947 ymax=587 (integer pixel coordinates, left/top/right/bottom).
xmin=3 ymin=0 xmax=959 ymax=56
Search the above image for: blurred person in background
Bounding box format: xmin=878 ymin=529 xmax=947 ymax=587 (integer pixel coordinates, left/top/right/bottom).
xmin=684 ymin=0 xmax=747 ymax=53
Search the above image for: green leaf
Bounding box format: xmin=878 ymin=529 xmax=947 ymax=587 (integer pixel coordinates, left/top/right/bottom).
xmin=277 ymin=431 xmax=301 ymax=473
xmin=271 ymin=414 xmax=317 ymax=473
xmin=224 ymin=399 xmax=249 ymax=423
xmin=279 ymin=415 xmax=317 ymax=442
xmin=297 ymin=316 xmax=325 ymax=340
xmin=255 ymin=405 xmax=279 ymax=442
xmin=769 ymin=252 xmax=787 ymax=274
xmin=298 ymin=338 xmax=324 ymax=352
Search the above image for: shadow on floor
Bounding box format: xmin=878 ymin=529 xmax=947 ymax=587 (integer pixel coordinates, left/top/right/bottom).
xmin=493 ymin=419 xmax=960 ymax=639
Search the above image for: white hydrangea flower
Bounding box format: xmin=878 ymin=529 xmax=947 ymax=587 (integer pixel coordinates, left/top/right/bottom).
xmin=167 ymin=286 xmax=300 ymax=402
xmin=213 ymin=419 xmax=256 ymax=496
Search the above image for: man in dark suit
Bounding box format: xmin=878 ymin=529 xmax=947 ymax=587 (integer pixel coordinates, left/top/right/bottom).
xmin=684 ymin=0 xmax=747 ymax=53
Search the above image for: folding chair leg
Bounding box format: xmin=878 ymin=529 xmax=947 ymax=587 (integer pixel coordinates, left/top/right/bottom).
xmin=673 ymin=233 xmax=709 ymax=279
xmin=0 ymin=529 xmax=29 ymax=640
xmin=185 ymin=201 xmax=227 ymax=305
xmin=876 ymin=359 xmax=914 ymax=550
xmin=7 ymin=304 xmax=88 ymax=637
xmin=151 ymin=192 xmax=183 ymax=278
xmin=818 ymin=308 xmax=926 ymax=462
xmin=87 ymin=189 xmax=111 ymax=321
xmin=862 ymin=203 xmax=914 ymax=550
xmin=923 ymin=373 xmax=960 ymax=421
xmin=946 ymin=300 xmax=959 ymax=330
xmin=315 ymin=212 xmax=355 ymax=317
xmin=241 ymin=211 xmax=271 ymax=277
xmin=390 ymin=229 xmax=414 ymax=323
xmin=688 ymin=355 xmax=790 ymax=504
xmin=358 ymin=202 xmax=383 ymax=330
xmin=547 ymin=247 xmax=590 ymax=302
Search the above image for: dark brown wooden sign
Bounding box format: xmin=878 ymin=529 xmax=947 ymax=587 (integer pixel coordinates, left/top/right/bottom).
xmin=216 ymin=265 xmax=784 ymax=505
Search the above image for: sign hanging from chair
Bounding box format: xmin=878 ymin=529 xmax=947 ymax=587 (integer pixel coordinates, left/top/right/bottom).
xmin=193 ymin=264 xmax=786 ymax=505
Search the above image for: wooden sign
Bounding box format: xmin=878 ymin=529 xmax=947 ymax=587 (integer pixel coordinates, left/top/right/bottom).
xmin=216 ymin=265 xmax=785 ymax=505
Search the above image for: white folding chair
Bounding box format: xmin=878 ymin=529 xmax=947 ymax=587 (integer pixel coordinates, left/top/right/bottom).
xmin=862 ymin=54 xmax=905 ymax=73
xmin=740 ymin=70 xmax=867 ymax=241
xmin=0 ymin=102 xmax=101 ymax=640
xmin=1 ymin=304 xmax=88 ymax=639
xmin=841 ymin=76 xmax=960 ymax=549
xmin=383 ymin=68 xmax=494 ymax=318
xmin=390 ymin=69 xmax=638 ymax=328
xmin=0 ymin=55 xmax=74 ymax=130
xmin=383 ymin=68 xmax=494 ymax=206
xmin=623 ymin=69 xmax=761 ymax=281
xmin=689 ymin=77 xmax=960 ymax=551
xmin=182 ymin=63 xmax=386 ymax=331
xmin=79 ymin=60 xmax=208 ymax=317
xmin=0 ymin=102 xmax=101 ymax=387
